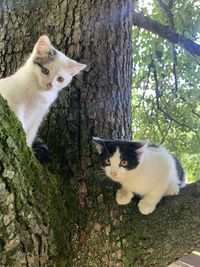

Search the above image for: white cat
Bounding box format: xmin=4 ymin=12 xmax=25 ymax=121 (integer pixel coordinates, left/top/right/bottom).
xmin=0 ymin=35 xmax=86 ymax=146
xmin=93 ymin=137 xmax=185 ymax=215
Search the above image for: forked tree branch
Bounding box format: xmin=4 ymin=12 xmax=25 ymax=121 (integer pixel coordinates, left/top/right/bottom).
xmin=132 ymin=11 xmax=200 ymax=65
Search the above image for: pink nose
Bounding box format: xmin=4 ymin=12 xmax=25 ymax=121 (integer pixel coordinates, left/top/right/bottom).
xmin=110 ymin=171 xmax=117 ymax=177
xmin=46 ymin=82 xmax=52 ymax=90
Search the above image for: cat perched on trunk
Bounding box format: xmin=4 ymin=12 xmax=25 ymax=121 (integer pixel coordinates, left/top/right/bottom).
xmin=93 ymin=137 xmax=185 ymax=215
xmin=0 ymin=35 xmax=86 ymax=147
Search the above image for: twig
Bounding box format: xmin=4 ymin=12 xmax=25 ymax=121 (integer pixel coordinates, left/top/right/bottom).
xmin=179 ymin=95 xmax=200 ymax=119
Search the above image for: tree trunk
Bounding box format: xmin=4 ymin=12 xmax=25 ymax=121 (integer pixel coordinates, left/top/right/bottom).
xmin=39 ymin=0 xmax=133 ymax=177
xmin=0 ymin=1 xmax=200 ymax=267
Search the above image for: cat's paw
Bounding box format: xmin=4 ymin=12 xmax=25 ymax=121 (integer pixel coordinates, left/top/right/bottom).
xmin=116 ymin=189 xmax=133 ymax=205
xmin=166 ymin=184 xmax=179 ymax=196
xmin=138 ymin=200 xmax=155 ymax=215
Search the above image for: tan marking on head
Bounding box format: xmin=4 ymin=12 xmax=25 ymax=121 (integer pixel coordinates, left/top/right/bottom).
xmin=35 ymin=35 xmax=52 ymax=56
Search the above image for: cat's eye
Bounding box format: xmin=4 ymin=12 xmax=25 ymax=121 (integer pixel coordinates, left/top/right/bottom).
xmin=57 ymin=76 xmax=64 ymax=83
xmin=105 ymin=158 xmax=111 ymax=165
xmin=120 ymin=160 xmax=128 ymax=167
xmin=41 ymin=67 xmax=49 ymax=75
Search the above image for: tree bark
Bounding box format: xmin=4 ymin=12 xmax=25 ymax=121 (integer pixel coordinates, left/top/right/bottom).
xmin=39 ymin=0 xmax=133 ymax=177
xmin=0 ymin=96 xmax=80 ymax=266
xmin=0 ymin=1 xmax=200 ymax=267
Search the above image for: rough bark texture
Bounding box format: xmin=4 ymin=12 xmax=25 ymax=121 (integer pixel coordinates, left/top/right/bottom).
xmin=0 ymin=96 xmax=79 ymax=266
xmin=0 ymin=1 xmax=200 ymax=267
xmin=39 ymin=0 xmax=133 ymax=177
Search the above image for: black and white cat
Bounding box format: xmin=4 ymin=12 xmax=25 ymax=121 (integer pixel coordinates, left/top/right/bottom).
xmin=93 ymin=137 xmax=185 ymax=215
xmin=0 ymin=35 xmax=86 ymax=147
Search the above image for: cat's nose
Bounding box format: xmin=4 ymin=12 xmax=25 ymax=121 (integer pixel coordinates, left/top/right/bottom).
xmin=110 ymin=171 xmax=117 ymax=177
xmin=46 ymin=82 xmax=53 ymax=90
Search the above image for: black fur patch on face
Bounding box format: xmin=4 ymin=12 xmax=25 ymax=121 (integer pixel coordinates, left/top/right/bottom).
xmin=33 ymin=48 xmax=57 ymax=66
xmin=94 ymin=138 xmax=143 ymax=170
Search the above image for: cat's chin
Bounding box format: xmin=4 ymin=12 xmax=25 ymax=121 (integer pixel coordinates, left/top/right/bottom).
xmin=42 ymin=87 xmax=58 ymax=92
xmin=46 ymin=88 xmax=55 ymax=91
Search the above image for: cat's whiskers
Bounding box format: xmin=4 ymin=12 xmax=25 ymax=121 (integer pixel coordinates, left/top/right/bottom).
xmin=96 ymin=172 xmax=106 ymax=176
xmin=57 ymin=89 xmax=70 ymax=106
xmin=94 ymin=169 xmax=105 ymax=175
xmin=95 ymin=174 xmax=107 ymax=182
xmin=94 ymin=169 xmax=108 ymax=181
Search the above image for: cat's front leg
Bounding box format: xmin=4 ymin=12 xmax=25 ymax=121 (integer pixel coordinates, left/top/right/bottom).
xmin=116 ymin=187 xmax=134 ymax=205
xmin=15 ymin=105 xmax=26 ymax=132
xmin=26 ymin=121 xmax=42 ymax=147
xmin=138 ymin=192 xmax=163 ymax=215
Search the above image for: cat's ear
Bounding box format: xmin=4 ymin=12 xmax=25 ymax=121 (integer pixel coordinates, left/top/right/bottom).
xmin=67 ymin=59 xmax=87 ymax=76
xmin=33 ymin=35 xmax=54 ymax=57
xmin=136 ymin=141 xmax=148 ymax=155
xmin=92 ymin=137 xmax=104 ymax=154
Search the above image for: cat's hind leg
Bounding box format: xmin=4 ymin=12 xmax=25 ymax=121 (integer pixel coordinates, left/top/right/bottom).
xmin=138 ymin=183 xmax=168 ymax=215
xmin=138 ymin=196 xmax=159 ymax=215
xmin=116 ymin=187 xmax=134 ymax=205
xmin=165 ymin=182 xmax=180 ymax=196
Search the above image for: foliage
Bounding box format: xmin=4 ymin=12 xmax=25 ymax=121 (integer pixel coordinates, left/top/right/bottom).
xmin=132 ymin=0 xmax=200 ymax=182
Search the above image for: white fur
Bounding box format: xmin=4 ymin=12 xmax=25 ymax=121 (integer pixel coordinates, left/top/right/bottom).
xmin=0 ymin=36 xmax=86 ymax=146
xmin=104 ymin=145 xmax=180 ymax=215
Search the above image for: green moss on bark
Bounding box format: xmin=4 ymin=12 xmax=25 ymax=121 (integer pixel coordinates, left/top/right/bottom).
xmin=0 ymin=96 xmax=79 ymax=266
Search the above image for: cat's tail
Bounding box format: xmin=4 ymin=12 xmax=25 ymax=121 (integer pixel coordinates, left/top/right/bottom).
xmin=178 ymin=179 xmax=186 ymax=188
xmin=173 ymin=156 xmax=185 ymax=188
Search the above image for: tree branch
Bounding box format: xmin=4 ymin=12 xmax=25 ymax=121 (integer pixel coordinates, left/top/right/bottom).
xmin=179 ymin=95 xmax=200 ymax=119
xmin=132 ymin=11 xmax=200 ymax=65
xmin=158 ymin=0 xmax=174 ymax=28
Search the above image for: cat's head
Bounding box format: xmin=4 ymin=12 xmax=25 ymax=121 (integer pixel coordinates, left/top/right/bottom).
xmin=28 ymin=35 xmax=86 ymax=92
xmin=93 ymin=137 xmax=147 ymax=182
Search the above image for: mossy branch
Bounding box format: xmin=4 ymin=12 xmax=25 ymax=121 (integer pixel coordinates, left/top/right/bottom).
xmin=0 ymin=96 xmax=78 ymax=267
